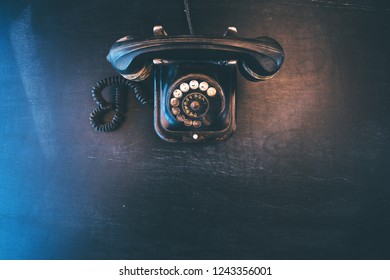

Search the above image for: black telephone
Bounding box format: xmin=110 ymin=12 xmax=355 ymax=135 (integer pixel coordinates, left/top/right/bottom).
xmin=101 ymin=25 xmax=284 ymax=142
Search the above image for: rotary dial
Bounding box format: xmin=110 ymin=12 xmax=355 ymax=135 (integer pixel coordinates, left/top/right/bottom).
xmin=168 ymin=75 xmax=224 ymax=128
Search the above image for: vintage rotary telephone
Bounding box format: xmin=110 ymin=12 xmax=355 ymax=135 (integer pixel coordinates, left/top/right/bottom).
xmin=90 ymin=25 xmax=284 ymax=142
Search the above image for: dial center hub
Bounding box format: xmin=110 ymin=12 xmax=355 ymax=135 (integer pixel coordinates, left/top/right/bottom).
xmin=190 ymin=101 xmax=201 ymax=110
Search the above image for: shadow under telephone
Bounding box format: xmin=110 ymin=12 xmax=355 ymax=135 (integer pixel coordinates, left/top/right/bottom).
xmin=89 ymin=25 xmax=284 ymax=142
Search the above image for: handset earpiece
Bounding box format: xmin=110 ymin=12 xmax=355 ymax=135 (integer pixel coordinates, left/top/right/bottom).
xmin=238 ymin=37 xmax=284 ymax=81
xmin=106 ymin=26 xmax=171 ymax=82
xmin=106 ymin=35 xmax=153 ymax=81
xmin=119 ymin=63 xmax=152 ymax=81
xmin=221 ymin=27 xmax=284 ymax=81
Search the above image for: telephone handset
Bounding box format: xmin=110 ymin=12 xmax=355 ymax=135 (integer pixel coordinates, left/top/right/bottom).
xmin=105 ymin=26 xmax=284 ymax=142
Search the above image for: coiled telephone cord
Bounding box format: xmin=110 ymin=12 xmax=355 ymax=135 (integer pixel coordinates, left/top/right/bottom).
xmin=89 ymin=76 xmax=150 ymax=132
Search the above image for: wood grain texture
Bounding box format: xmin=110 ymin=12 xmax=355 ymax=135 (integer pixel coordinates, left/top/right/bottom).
xmin=0 ymin=0 xmax=389 ymax=259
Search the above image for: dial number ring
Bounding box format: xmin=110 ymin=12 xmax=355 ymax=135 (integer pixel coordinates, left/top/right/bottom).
xmin=182 ymin=93 xmax=209 ymax=118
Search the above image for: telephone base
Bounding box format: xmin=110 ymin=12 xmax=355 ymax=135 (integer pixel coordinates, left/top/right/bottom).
xmin=154 ymin=60 xmax=237 ymax=142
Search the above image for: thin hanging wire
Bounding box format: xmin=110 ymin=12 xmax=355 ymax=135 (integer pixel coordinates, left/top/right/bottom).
xmin=184 ymin=0 xmax=194 ymax=34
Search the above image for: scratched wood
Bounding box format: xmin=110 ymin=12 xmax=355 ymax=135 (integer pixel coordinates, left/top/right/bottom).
xmin=0 ymin=0 xmax=389 ymax=259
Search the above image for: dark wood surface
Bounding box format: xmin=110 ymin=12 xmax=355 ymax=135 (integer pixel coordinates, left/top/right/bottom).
xmin=1 ymin=0 xmax=389 ymax=259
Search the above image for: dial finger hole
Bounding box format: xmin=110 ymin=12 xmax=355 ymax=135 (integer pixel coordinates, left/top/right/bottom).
xmin=180 ymin=83 xmax=190 ymax=92
xmin=170 ymin=98 xmax=179 ymax=107
xmin=171 ymin=107 xmax=180 ymax=115
xmin=173 ymin=89 xmax=183 ymax=98
xmin=193 ymin=120 xmax=201 ymax=128
xmin=176 ymin=114 xmax=185 ymax=122
xmin=207 ymin=87 xmax=216 ymax=97
xmin=199 ymin=81 xmax=209 ymax=91
xmin=184 ymin=119 xmax=193 ymax=127
xmin=189 ymin=80 xmax=199 ymax=89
